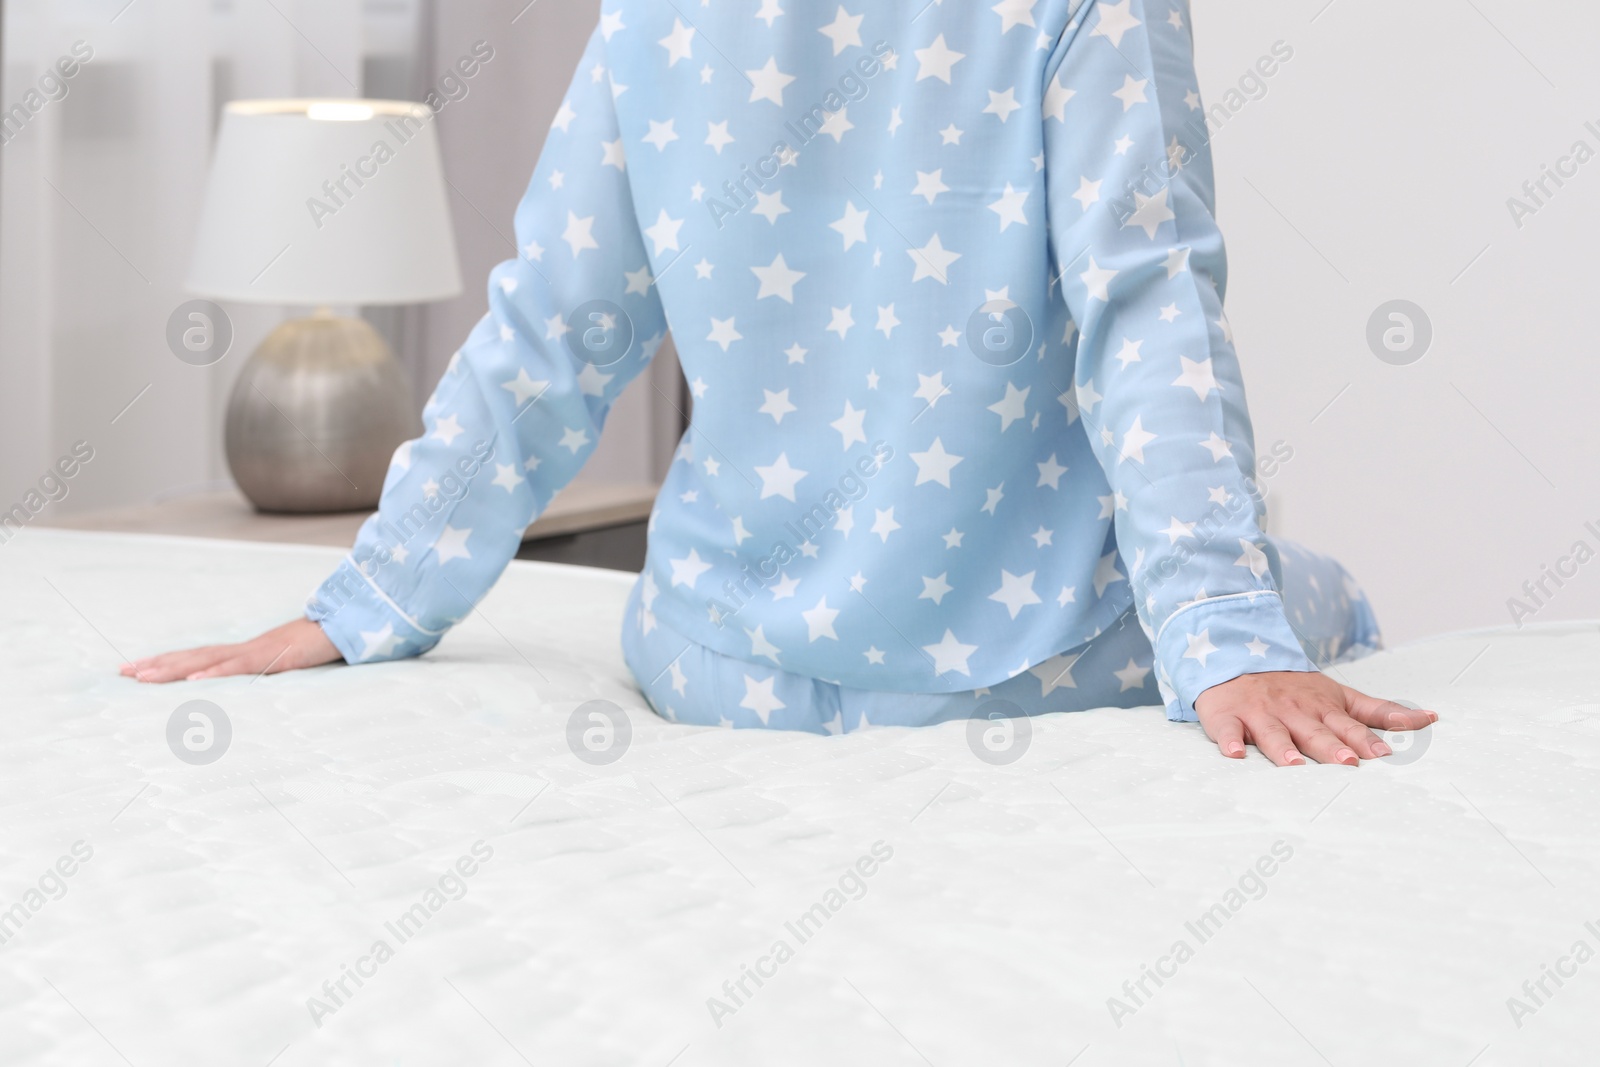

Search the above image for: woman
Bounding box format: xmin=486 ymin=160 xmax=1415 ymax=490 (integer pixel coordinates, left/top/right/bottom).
xmin=124 ymin=0 xmax=1437 ymax=763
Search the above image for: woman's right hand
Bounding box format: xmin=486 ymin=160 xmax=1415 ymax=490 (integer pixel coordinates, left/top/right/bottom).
xmin=119 ymin=617 xmax=344 ymax=683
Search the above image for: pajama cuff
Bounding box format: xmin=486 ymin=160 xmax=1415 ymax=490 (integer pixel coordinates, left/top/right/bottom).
xmin=304 ymin=556 xmax=444 ymax=665
xmin=1152 ymin=591 xmax=1318 ymax=723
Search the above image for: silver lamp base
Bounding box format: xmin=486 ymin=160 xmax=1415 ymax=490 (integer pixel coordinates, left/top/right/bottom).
xmin=224 ymin=312 xmax=418 ymax=514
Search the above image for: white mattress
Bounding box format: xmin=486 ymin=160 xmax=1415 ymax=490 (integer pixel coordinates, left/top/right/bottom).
xmin=3 ymin=530 xmax=1597 ymax=1066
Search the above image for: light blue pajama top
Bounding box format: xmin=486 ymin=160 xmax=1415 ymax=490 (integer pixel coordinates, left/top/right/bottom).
xmin=305 ymin=0 xmax=1319 ymax=722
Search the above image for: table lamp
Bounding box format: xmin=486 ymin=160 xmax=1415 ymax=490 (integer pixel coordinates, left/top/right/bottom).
xmin=186 ymin=99 xmax=463 ymax=513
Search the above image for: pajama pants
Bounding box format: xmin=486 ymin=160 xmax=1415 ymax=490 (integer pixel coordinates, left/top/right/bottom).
xmin=620 ymin=538 xmax=1382 ymax=735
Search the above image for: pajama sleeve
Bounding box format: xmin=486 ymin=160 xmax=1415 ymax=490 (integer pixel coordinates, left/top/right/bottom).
xmin=1042 ymin=0 xmax=1317 ymax=722
xmin=304 ymin=25 xmax=669 ymax=665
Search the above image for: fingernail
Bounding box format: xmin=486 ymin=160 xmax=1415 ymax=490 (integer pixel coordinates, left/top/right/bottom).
xmin=186 ymin=671 xmax=205 ymax=681
xmin=1226 ymin=741 xmax=1245 ymax=757
xmin=1371 ymin=741 xmax=1392 ymax=757
xmin=1427 ymin=711 xmax=1439 ymax=723
xmin=1284 ymin=749 xmax=1305 ymax=765
xmin=1337 ymin=748 xmax=1358 ymax=765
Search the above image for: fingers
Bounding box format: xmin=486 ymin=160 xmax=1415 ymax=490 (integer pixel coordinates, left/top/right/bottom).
xmin=189 ymin=641 xmax=298 ymax=681
xmin=1322 ymin=710 xmax=1391 ymax=760
xmin=1281 ymin=714 xmax=1359 ymax=766
xmin=1341 ymin=686 xmax=1438 ymax=732
xmin=187 ymin=653 xmax=267 ymax=681
xmin=1242 ymin=715 xmax=1305 ymax=767
xmin=121 ymin=645 xmax=241 ymax=684
xmin=1205 ymin=714 xmax=1248 ymax=759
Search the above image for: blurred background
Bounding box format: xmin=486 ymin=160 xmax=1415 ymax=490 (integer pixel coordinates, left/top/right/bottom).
xmin=1 ymin=0 xmax=1596 ymax=644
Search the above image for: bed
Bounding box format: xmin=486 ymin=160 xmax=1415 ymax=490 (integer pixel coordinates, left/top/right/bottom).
xmin=3 ymin=530 xmax=1596 ymax=1066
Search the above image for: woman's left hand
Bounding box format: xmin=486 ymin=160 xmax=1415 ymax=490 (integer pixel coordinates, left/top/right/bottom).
xmin=1195 ymin=671 xmax=1437 ymax=766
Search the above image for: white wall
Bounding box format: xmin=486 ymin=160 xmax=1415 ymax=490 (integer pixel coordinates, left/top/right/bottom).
xmin=1191 ymin=0 xmax=1600 ymax=643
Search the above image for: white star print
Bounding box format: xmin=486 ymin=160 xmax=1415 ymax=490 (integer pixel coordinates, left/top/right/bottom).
xmin=643 ymin=210 xmax=683 ymax=256
xmin=830 ymin=401 xmax=867 ymax=449
xmin=913 ymin=169 xmax=950 ymax=204
xmin=659 ymin=19 xmax=695 ymax=66
xmin=501 ymin=369 xmax=549 ymax=406
xmin=984 ymin=88 xmax=1022 ymax=123
xmin=801 ymin=597 xmax=840 ymax=641
xmin=751 ymin=253 xmax=806 ymax=303
xmin=923 ymin=630 xmax=978 ymax=675
xmin=431 ymin=414 xmax=463 ymax=445
xmin=1184 ymin=629 xmax=1220 ymax=668
xmin=988 ymin=383 xmax=1030 ymax=431
xmin=642 ymin=118 xmax=679 ymax=151
xmin=755 ymin=453 xmax=808 ymax=501
xmin=910 ymin=438 xmax=964 ymax=487
xmin=705 ymin=121 xmax=735 ymax=154
xmin=747 ymin=625 xmax=782 ymax=663
xmin=1031 ymin=653 xmax=1080 ymax=695
xmin=433 ymin=525 xmax=472 ymax=564
xmin=1080 ymin=257 xmax=1118 ymax=301
xmin=746 ymin=57 xmax=796 ymax=105
xmin=359 ymin=624 xmax=401 ymax=661
xmin=988 ymin=184 xmax=1029 ymax=230
xmin=1113 ymin=658 xmax=1151 ymax=691
xmin=818 ymin=6 xmax=864 ymax=55
xmin=915 ymin=34 xmax=966 ymax=84
xmin=989 ymin=570 xmax=1042 ymax=619
xmin=1173 ymin=357 xmax=1220 ymax=401
xmin=1044 ymin=75 xmax=1076 ymax=122
xmin=1199 ymin=433 xmax=1234 ymax=461
xmin=669 ymin=548 xmax=712 ymax=589
xmin=1119 ymin=416 xmax=1157 ymax=463
xmin=740 ymin=674 xmax=786 ymax=724
xmin=1092 ymin=0 xmax=1144 ymax=47
xmin=562 ymin=212 xmax=597 ymax=256
xmin=909 ymin=233 xmax=961 ymax=284
xmin=831 ymin=201 xmax=870 ymax=249
xmin=993 ymin=0 xmax=1037 ymax=33
xmin=1125 ymin=188 xmax=1176 ymax=239
xmin=1112 ymin=75 xmax=1149 ymax=111
xmin=1235 ymin=539 xmax=1271 ymax=579
xmin=705 ymin=317 xmax=745 ymax=352
xmin=870 ymin=507 xmax=901 ymax=542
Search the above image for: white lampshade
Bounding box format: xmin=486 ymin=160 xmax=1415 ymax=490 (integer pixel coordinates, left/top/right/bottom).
xmin=187 ymin=99 xmax=462 ymax=306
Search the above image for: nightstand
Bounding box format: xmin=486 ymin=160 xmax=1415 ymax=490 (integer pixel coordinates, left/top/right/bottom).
xmin=40 ymin=482 xmax=659 ymax=572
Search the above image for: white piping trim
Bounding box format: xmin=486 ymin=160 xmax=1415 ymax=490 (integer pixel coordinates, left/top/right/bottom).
xmin=1152 ymin=589 xmax=1284 ymax=649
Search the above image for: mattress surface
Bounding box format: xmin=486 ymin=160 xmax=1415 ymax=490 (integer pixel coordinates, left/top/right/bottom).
xmin=2 ymin=530 xmax=1596 ymax=1066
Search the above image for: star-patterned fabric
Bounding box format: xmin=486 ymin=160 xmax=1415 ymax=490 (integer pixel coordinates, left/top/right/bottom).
xmin=305 ymin=0 xmax=1375 ymax=723
xmin=623 ymin=536 xmax=1381 ymax=733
